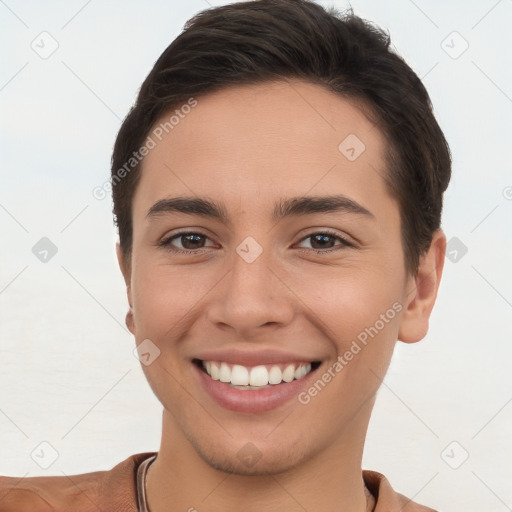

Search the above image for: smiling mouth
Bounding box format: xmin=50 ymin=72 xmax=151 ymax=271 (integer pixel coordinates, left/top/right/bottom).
xmin=193 ymin=359 xmax=322 ymax=389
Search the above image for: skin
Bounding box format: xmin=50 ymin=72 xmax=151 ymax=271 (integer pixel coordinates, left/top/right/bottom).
xmin=116 ymin=79 xmax=446 ymax=512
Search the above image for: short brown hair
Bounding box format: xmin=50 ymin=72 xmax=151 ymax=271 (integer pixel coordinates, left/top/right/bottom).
xmin=111 ymin=0 xmax=451 ymax=275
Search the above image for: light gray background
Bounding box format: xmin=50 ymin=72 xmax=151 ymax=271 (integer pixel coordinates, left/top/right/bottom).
xmin=1 ymin=1 xmax=511 ymax=510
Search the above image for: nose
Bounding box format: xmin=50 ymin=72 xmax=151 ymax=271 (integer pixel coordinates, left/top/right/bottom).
xmin=206 ymin=245 xmax=295 ymax=337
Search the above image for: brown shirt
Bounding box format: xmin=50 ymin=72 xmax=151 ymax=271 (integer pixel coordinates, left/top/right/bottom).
xmin=0 ymin=452 xmax=438 ymax=511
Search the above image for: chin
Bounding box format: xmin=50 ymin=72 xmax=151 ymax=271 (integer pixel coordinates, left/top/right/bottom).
xmin=196 ymin=442 xmax=307 ymax=477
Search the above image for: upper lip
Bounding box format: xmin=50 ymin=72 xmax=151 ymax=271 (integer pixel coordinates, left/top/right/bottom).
xmin=193 ymin=348 xmax=321 ymax=367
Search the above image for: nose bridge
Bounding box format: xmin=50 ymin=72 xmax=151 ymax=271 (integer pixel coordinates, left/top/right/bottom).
xmin=231 ymin=236 xmax=272 ymax=296
xmin=208 ymin=235 xmax=294 ymax=332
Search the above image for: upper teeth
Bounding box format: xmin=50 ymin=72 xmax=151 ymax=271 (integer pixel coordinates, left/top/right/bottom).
xmin=203 ymin=361 xmax=312 ymax=387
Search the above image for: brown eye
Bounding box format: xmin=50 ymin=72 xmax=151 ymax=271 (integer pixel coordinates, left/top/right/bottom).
xmin=297 ymin=231 xmax=353 ymax=252
xmin=160 ymin=231 xmax=215 ymax=253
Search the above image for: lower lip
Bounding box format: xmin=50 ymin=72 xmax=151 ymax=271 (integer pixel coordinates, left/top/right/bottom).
xmin=193 ymin=362 xmax=319 ymax=413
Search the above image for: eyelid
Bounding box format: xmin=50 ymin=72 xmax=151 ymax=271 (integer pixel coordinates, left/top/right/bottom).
xmin=159 ymin=228 xmax=354 ymax=254
xmin=295 ymin=229 xmax=354 ymax=250
xmin=159 ymin=230 xmax=216 ymax=252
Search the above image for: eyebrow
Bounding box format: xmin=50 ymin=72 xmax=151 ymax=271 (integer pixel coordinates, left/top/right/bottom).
xmin=146 ymin=195 xmax=374 ymax=224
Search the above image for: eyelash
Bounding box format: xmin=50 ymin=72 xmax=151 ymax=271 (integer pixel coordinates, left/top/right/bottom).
xmin=158 ymin=229 xmax=353 ymax=255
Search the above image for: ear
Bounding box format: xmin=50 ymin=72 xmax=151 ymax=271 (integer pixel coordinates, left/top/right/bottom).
xmin=398 ymin=229 xmax=446 ymax=343
xmin=116 ymin=242 xmax=135 ymax=335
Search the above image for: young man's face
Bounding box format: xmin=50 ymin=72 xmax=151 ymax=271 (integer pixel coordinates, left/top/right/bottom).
xmin=118 ymin=79 xmax=444 ymax=475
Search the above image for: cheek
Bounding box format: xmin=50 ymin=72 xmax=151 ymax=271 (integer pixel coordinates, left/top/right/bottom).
xmin=131 ymin=262 xmax=213 ymax=335
xmin=289 ymin=265 xmax=403 ymax=344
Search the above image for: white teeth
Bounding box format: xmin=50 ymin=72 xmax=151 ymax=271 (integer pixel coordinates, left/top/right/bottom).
xmin=231 ymin=364 xmax=249 ymax=385
xmin=201 ymin=360 xmax=314 ymax=387
xmin=210 ymin=362 xmax=220 ymax=380
xmin=219 ymin=362 xmax=231 ymax=383
xmin=249 ymin=365 xmax=268 ymax=386
xmin=282 ymin=364 xmax=295 ymax=382
xmin=268 ymin=365 xmax=282 ymax=385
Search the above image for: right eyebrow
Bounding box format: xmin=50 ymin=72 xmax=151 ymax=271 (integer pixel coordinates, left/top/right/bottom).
xmin=146 ymin=197 xmax=230 ymax=224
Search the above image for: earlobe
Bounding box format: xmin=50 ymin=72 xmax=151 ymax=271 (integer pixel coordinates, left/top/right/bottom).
xmin=398 ymin=229 xmax=446 ymax=344
xmin=125 ymin=308 xmax=136 ymax=335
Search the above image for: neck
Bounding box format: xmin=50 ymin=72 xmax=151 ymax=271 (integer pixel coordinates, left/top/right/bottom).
xmin=146 ymin=401 xmax=375 ymax=512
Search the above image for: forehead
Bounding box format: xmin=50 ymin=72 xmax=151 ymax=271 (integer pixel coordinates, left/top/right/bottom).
xmin=135 ymin=79 xmax=391 ymax=218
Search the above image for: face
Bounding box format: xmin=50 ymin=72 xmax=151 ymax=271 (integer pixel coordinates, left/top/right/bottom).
xmin=118 ymin=79 xmax=440 ymax=475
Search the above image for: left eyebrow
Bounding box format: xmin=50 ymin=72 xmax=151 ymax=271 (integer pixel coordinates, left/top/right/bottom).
xmin=272 ymin=194 xmax=374 ymax=222
xmin=145 ymin=194 xmax=374 ymax=224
